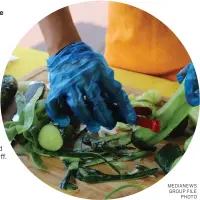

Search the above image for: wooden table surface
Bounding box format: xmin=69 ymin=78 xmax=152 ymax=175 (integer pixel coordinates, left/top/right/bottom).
xmin=2 ymin=67 xmax=187 ymax=199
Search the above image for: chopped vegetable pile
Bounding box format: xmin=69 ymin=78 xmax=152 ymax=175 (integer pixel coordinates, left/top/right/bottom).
xmin=2 ymin=77 xmax=199 ymax=199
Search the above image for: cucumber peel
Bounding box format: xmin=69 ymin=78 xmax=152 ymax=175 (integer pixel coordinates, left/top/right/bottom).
xmin=134 ymin=90 xmax=161 ymax=105
xmin=155 ymin=143 xmax=183 ymax=174
xmin=38 ymin=124 xmax=63 ymax=151
xmin=29 ymin=152 xmax=47 ymax=171
xmin=184 ymin=136 xmax=193 ymax=152
xmin=188 ymin=106 xmax=199 ymax=127
xmin=170 ymin=156 xmax=183 ymax=171
xmin=132 ymin=82 xmax=193 ymax=149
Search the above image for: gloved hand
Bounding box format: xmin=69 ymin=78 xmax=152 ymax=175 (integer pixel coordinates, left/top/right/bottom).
xmin=46 ymin=42 xmax=136 ymax=132
xmin=177 ymin=62 xmax=199 ymax=107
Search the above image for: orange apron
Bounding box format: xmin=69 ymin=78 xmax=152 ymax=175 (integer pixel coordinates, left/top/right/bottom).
xmin=104 ymin=2 xmax=191 ymax=81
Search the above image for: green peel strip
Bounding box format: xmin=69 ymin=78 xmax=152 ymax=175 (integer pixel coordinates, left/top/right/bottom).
xmin=104 ymin=184 xmax=147 ymax=200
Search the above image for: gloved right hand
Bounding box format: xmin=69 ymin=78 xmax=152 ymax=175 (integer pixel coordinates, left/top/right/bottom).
xmin=46 ymin=42 xmax=136 ymax=132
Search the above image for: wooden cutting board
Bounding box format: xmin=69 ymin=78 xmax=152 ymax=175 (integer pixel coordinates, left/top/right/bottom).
xmin=3 ymin=67 xmax=187 ymax=199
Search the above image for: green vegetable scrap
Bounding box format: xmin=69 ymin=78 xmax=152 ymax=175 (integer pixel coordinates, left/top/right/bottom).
xmin=104 ymin=184 xmax=147 ymax=200
xmin=76 ymin=167 xmax=158 ymax=184
xmin=135 ymin=90 xmax=161 ymax=104
xmin=132 ymin=82 xmax=194 ymax=150
xmin=116 ymin=90 xmax=163 ymax=132
xmin=170 ymin=156 xmax=183 ymax=171
xmin=4 ymin=86 xmax=49 ymax=144
xmin=35 ymin=99 xmax=46 ymax=117
xmin=15 ymin=92 xmax=26 ymax=115
xmin=128 ymin=94 xmax=135 ymax=102
xmin=184 ymin=136 xmax=193 ymax=152
xmin=16 ymin=86 xmax=44 ymax=134
xmin=128 ymin=90 xmax=161 ymax=105
xmin=29 ymin=152 xmax=47 ymax=171
xmin=59 ymin=161 xmax=79 ymax=190
xmin=4 ymin=79 xmax=197 ymax=198
xmin=38 ymin=124 xmax=64 ymax=152
xmin=4 ymin=123 xmax=17 ymax=142
xmin=128 ymin=89 xmax=161 ymax=117
xmin=155 ymin=143 xmax=183 ymax=174
xmin=188 ymin=106 xmax=199 ymax=127
xmin=116 ymin=122 xmax=133 ymax=131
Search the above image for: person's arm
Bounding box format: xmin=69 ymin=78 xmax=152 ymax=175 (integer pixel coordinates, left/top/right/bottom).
xmin=39 ymin=7 xmax=81 ymax=56
xmin=39 ymin=7 xmax=136 ymax=132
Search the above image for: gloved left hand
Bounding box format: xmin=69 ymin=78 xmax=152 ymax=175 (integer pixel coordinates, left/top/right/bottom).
xmin=177 ymin=62 xmax=200 ymax=107
xmin=46 ymin=42 xmax=136 ymax=132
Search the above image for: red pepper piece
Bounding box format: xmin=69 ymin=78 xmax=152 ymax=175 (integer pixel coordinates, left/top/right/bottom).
xmin=136 ymin=116 xmax=161 ymax=133
xmin=133 ymin=106 xmax=161 ymax=132
xmin=151 ymin=120 xmax=161 ymax=133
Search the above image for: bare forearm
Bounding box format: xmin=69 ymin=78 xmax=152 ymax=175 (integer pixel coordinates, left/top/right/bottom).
xmin=39 ymin=7 xmax=81 ymax=56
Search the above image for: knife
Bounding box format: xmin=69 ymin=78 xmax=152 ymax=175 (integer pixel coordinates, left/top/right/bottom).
xmin=12 ymin=81 xmax=81 ymax=129
xmin=12 ymin=81 xmax=45 ymax=122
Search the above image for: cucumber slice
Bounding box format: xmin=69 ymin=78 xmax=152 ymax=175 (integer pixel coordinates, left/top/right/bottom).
xmin=38 ymin=124 xmax=63 ymax=151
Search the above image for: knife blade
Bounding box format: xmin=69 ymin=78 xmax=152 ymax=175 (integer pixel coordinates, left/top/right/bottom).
xmin=12 ymin=82 xmax=45 ymax=121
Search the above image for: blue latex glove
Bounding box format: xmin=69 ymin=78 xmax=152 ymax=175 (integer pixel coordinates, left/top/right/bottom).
xmin=177 ymin=62 xmax=200 ymax=107
xmin=46 ymin=42 xmax=136 ymax=132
